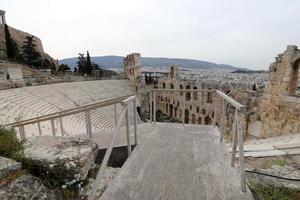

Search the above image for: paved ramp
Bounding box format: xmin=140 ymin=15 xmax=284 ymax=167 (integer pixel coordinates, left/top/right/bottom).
xmin=101 ymin=123 xmax=253 ymax=200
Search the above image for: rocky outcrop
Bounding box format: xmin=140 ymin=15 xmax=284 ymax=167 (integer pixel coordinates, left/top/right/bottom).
xmin=0 ymin=24 xmax=58 ymax=67
xmin=23 ymin=136 xmax=98 ymax=182
xmin=246 ymin=165 xmax=300 ymax=189
xmin=0 ymin=174 xmax=57 ymax=200
xmin=0 ymin=156 xmax=21 ymax=179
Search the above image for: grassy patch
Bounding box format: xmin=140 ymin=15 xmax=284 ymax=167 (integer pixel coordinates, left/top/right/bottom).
xmin=249 ymin=182 xmax=300 ymax=200
xmin=263 ymin=159 xmax=288 ymax=169
xmin=0 ymin=126 xmax=24 ymax=161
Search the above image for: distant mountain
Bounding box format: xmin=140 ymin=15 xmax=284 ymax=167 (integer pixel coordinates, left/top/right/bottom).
xmin=59 ymin=55 xmax=242 ymax=70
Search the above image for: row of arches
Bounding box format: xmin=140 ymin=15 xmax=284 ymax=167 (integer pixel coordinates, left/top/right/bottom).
xmin=161 ymin=82 xmax=213 ymax=103
xmin=165 ymin=103 xmax=212 ymax=125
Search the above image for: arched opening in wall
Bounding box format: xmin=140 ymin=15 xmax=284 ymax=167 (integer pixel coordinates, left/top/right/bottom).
xmin=180 ymin=84 xmax=183 ymax=96
xmin=191 ymin=114 xmax=196 ymax=124
xmin=179 ymin=109 xmax=182 ymax=119
xmin=197 ymin=117 xmax=202 ymax=125
xmin=193 ymin=87 xmax=198 ymax=100
xmin=289 ymin=59 xmax=300 ymax=96
xmin=204 ymin=116 xmax=212 ymax=125
xmin=169 ymin=104 xmax=174 ymax=118
xmin=166 ymin=104 xmax=169 ymax=113
xmin=186 ymin=85 xmax=191 ymax=101
xmin=163 ymin=82 xmax=166 ymax=89
xmin=174 ymin=106 xmax=178 ymax=118
xmin=170 ymin=83 xmax=174 ymax=94
xmin=184 ymin=109 xmax=190 ymax=124
xmin=207 ymin=90 xmax=213 ymax=103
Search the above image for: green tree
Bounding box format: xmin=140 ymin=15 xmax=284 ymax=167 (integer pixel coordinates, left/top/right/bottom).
xmin=21 ymin=35 xmax=43 ymax=68
xmin=58 ymin=64 xmax=71 ymax=73
xmin=77 ymin=53 xmax=86 ymax=74
xmin=4 ymin=24 xmax=18 ymax=59
xmin=86 ymin=51 xmax=92 ymax=75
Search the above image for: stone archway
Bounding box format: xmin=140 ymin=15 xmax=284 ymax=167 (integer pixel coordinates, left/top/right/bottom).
xmin=193 ymin=86 xmax=198 ymax=100
xmin=204 ymin=115 xmax=212 ymax=125
xmin=191 ymin=114 xmax=196 ymax=124
xmin=184 ymin=109 xmax=189 ymax=124
xmin=174 ymin=106 xmax=178 ymax=118
xmin=197 ymin=117 xmax=202 ymax=125
xmin=186 ymin=85 xmax=191 ymax=101
xmin=290 ymin=58 xmax=300 ymax=96
xmin=169 ymin=104 xmax=174 ymax=118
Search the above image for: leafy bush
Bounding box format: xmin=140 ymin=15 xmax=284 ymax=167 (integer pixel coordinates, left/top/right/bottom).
xmin=0 ymin=126 xmax=24 ymax=161
xmin=249 ymin=182 xmax=300 ymax=200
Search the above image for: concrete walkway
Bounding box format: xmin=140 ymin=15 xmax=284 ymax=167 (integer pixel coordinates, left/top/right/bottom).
xmin=100 ymin=123 xmax=253 ymax=200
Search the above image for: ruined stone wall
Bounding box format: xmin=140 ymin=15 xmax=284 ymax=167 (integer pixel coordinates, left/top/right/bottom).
xmin=156 ymin=67 xmax=219 ymax=125
xmin=259 ymin=45 xmax=300 ymax=137
xmin=123 ymin=53 xmax=141 ymax=91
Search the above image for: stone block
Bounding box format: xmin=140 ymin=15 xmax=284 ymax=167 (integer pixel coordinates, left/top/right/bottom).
xmin=23 ymin=136 xmax=98 ymax=182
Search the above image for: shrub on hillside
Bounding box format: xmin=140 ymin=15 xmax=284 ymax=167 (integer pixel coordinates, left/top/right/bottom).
xmin=0 ymin=126 xmax=24 ymax=161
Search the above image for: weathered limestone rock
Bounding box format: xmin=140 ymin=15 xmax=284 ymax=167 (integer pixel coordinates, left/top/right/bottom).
xmin=23 ymin=136 xmax=98 ymax=182
xmin=259 ymin=45 xmax=300 ymax=137
xmin=0 ymin=174 xmax=57 ymax=200
xmin=0 ymin=156 xmax=21 ymax=179
xmin=246 ymin=165 xmax=300 ymax=189
xmin=83 ymin=165 xmax=120 ymax=198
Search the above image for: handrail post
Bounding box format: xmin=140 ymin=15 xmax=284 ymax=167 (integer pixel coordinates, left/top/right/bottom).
xmin=237 ymin=110 xmax=246 ymax=192
xmin=220 ymin=98 xmax=226 ymax=143
xmin=37 ymin=121 xmax=42 ymax=136
xmin=114 ymin=104 xmax=117 ymax=127
xmin=125 ymin=106 xmax=131 ymax=156
xmin=212 ymin=94 xmax=218 ymax=127
xmin=18 ymin=125 xmax=25 ymax=140
xmin=59 ymin=117 xmax=64 ymax=136
xmin=231 ymin=108 xmax=238 ymax=167
xmin=51 ymin=119 xmax=56 ymax=136
xmin=153 ymin=90 xmax=156 ymax=123
xmin=150 ymin=90 xmax=153 ymax=124
xmin=85 ymin=110 xmax=92 ymax=138
xmin=133 ymin=99 xmax=138 ymax=145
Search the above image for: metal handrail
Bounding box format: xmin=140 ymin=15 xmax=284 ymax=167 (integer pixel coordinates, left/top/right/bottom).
xmin=216 ymin=90 xmax=246 ymax=192
xmin=148 ymin=89 xmax=247 ymax=192
xmin=4 ymin=94 xmax=134 ymax=127
xmin=88 ymin=95 xmax=137 ymax=200
xmin=4 ymin=94 xmax=139 ymax=140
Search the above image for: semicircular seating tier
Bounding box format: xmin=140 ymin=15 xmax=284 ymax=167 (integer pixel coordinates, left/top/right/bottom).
xmin=0 ymin=80 xmax=138 ymax=137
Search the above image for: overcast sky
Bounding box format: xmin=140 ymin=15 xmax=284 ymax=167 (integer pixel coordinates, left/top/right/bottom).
xmin=2 ymin=0 xmax=300 ymax=69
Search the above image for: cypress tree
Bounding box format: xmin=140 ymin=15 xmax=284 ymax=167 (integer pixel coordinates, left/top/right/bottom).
xmin=86 ymin=51 xmax=92 ymax=75
xmin=4 ymin=24 xmax=16 ymax=59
